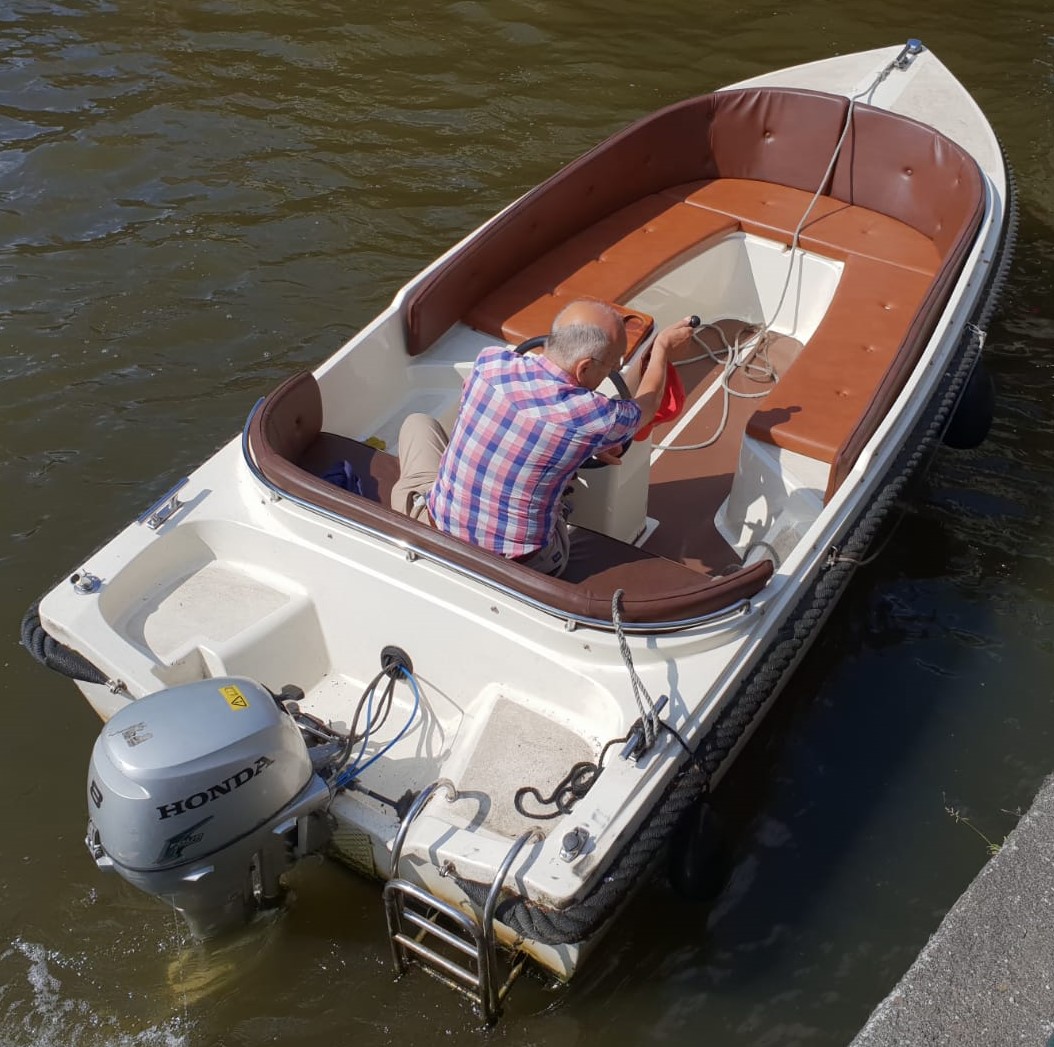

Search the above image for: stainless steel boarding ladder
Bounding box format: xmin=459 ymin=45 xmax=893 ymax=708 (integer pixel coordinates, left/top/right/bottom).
xmin=382 ymin=778 xmax=544 ymax=1023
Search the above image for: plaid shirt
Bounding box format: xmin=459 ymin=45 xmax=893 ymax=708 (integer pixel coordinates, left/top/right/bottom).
xmin=428 ymin=346 xmax=641 ymax=556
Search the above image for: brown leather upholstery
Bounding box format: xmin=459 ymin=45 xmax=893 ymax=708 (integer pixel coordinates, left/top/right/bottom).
xmin=253 ymin=371 xmax=402 ymax=505
xmin=669 ymin=178 xmax=846 ymax=245
xmin=254 ymin=369 xmax=322 ymax=463
xmin=821 ymin=102 xmax=985 ymax=497
xmin=404 ymin=88 xmax=852 ymax=356
xmin=800 ymin=206 xmax=940 ymax=275
xmin=465 ymin=198 xmax=735 ymax=346
xmin=829 ymin=103 xmax=985 ymax=260
xmin=248 ymin=371 xmax=772 ymax=625
xmin=671 ymin=178 xmax=941 ymax=275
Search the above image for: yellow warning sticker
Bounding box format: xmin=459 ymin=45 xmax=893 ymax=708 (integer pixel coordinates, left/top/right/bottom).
xmin=219 ymin=684 xmax=250 ymax=710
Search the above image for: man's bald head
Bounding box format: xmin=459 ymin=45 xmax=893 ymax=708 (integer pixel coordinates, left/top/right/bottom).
xmin=545 ymin=300 xmax=627 ymax=381
xmin=552 ymin=299 xmax=624 ymax=337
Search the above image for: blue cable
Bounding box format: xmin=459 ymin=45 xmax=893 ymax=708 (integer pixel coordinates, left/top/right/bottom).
xmin=335 ymin=666 xmax=421 ymax=789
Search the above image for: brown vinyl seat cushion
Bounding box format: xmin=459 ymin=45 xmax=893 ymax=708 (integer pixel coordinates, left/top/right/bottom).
xmin=744 ymin=254 xmax=934 ymax=462
xmin=248 ymin=371 xmax=772 ymax=625
xmin=464 ymin=198 xmax=736 ymax=347
xmin=667 ymin=178 xmax=942 ymax=275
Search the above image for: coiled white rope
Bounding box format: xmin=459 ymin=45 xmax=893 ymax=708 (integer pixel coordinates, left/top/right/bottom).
xmin=653 ymin=322 xmax=778 ymax=451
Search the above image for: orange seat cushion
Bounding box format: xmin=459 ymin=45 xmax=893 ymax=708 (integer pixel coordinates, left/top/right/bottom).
xmin=464 ymin=195 xmax=736 ymax=345
xmin=746 ymin=255 xmax=933 ymax=461
xmin=671 ymin=178 xmax=940 ymax=274
xmin=671 ymin=178 xmax=846 ymax=242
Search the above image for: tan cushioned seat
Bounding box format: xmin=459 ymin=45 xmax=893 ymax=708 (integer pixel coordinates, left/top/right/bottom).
xmin=465 ymin=197 xmax=736 ymax=345
xmin=745 ymin=255 xmax=934 ymax=461
xmin=669 ymin=179 xmax=941 ymax=275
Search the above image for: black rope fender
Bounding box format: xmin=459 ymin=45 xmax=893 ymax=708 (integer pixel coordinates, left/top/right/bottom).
xmin=20 ymin=602 xmax=109 ymax=685
xmin=455 ymin=165 xmax=1019 ymax=947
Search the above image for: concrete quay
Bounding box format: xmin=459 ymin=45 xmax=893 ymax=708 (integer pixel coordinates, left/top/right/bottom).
xmin=852 ymin=775 xmax=1054 ymax=1047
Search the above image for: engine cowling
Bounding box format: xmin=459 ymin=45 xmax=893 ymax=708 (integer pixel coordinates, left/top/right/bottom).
xmin=86 ymin=676 xmax=332 ymax=937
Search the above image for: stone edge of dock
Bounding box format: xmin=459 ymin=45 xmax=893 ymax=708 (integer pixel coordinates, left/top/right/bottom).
xmin=851 ymin=774 xmax=1054 ymax=1047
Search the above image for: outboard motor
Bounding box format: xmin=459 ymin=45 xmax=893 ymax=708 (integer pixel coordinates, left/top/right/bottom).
xmin=85 ymin=677 xmax=333 ymax=938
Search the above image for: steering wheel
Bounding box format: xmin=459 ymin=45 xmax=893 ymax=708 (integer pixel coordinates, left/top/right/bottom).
xmin=514 ymin=335 xmax=633 ymax=468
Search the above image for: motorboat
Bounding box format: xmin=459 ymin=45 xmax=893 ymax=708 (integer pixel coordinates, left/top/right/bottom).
xmin=22 ymin=40 xmax=1014 ymax=1020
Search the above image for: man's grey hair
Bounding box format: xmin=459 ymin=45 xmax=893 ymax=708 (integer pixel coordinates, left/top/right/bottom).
xmin=546 ymin=302 xmax=623 ymax=370
xmin=545 ymin=322 xmax=611 ymax=369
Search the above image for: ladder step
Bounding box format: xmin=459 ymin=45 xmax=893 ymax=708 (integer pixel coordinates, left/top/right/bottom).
xmin=384 ymin=803 xmax=543 ymax=1024
xmin=393 ymin=934 xmax=481 ymax=990
xmin=402 ymin=907 xmax=479 ymax=959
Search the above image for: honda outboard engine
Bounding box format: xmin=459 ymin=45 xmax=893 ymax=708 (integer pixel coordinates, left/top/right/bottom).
xmin=85 ymin=677 xmax=333 ymax=938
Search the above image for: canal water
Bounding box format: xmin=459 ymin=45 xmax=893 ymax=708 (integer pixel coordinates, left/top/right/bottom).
xmin=2 ymin=2 xmax=1052 ymax=1044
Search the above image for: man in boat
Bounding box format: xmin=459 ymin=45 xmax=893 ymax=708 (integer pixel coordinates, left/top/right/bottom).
xmin=391 ymin=299 xmax=695 ymax=575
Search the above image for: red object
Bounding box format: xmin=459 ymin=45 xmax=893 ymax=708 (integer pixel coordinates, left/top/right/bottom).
xmin=633 ymin=360 xmax=685 ymax=441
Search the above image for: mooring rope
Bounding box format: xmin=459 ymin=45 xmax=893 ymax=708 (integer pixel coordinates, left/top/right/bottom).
xmin=20 ymin=602 xmax=110 ymax=685
xmin=612 ymin=589 xmax=659 ymax=748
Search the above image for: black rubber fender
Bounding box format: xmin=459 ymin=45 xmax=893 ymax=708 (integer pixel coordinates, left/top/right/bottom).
xmin=943 ymin=360 xmax=995 ymax=449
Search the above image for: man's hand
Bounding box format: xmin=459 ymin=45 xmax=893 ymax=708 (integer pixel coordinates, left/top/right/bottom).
xmin=593 ymin=445 xmax=625 ymax=466
xmin=633 ymin=316 xmax=698 ymax=425
xmin=653 ymin=316 xmax=699 ymax=362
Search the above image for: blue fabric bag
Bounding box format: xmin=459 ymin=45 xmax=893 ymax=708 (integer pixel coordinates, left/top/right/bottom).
xmin=322 ymin=460 xmax=362 ymax=496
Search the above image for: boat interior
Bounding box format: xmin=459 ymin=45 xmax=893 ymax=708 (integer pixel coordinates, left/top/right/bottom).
xmin=246 ymin=86 xmax=985 ymax=627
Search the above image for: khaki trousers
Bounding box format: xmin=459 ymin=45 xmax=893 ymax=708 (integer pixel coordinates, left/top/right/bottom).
xmin=390 ymin=413 xmax=448 ymax=522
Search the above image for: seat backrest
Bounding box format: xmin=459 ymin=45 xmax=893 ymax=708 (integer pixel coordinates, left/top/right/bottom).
xmin=255 ymin=370 xmax=323 ymax=463
xmin=829 ymin=102 xmax=985 ymax=262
